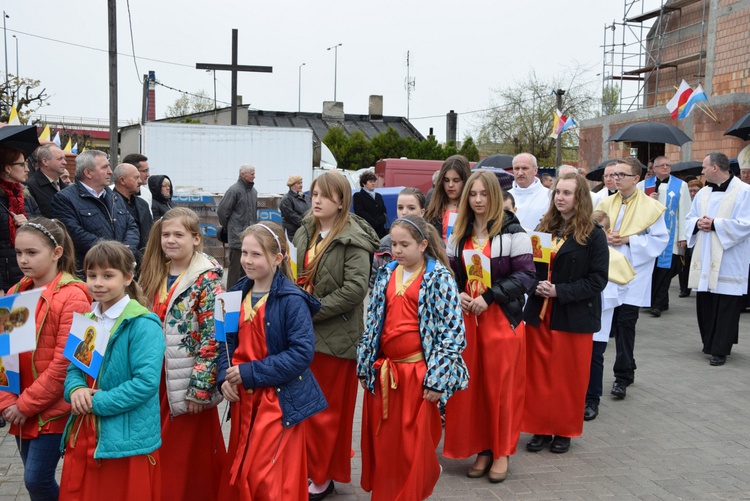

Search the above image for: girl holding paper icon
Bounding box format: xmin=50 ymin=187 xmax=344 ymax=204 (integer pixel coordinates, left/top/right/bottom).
xmin=140 ymin=207 xmax=226 ymax=501
xmin=60 ymin=241 xmax=165 ymax=501
xmin=443 ymin=170 xmax=536 ymax=483
xmin=425 ymin=155 xmax=472 ymax=244
xmin=216 ymin=222 xmax=325 ymax=500
xmin=522 ymin=173 xmax=609 ymax=454
xmin=0 ymin=217 xmax=91 ymax=501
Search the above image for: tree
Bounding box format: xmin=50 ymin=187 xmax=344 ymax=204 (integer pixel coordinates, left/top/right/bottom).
xmin=1 ymin=75 xmax=50 ymax=123
xmin=458 ymin=136 xmax=480 ymax=162
xmin=601 ymin=84 xmax=620 ymax=116
xmin=164 ymin=90 xmax=214 ymax=118
xmin=475 ymin=68 xmax=598 ymax=166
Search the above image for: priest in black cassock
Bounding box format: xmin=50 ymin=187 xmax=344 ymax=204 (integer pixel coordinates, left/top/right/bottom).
xmin=353 ymin=170 xmax=389 ymax=238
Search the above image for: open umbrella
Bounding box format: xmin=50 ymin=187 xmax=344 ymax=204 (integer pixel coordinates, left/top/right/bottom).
xmin=724 ymin=112 xmax=750 ymax=141
xmin=0 ymin=125 xmax=41 ymax=158
xmin=607 ymin=122 xmax=692 ymax=146
xmin=474 ymin=154 xmax=514 ymax=170
xmin=475 ymin=167 xmax=514 ymax=191
xmin=586 ymin=159 xmax=646 ymax=182
xmin=670 ymin=161 xmax=703 ymax=176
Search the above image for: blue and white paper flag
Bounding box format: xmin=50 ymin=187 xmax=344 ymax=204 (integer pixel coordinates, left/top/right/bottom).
xmin=0 ymin=354 xmax=20 ymax=394
xmin=0 ymin=288 xmax=42 ymax=357
xmin=63 ymin=313 xmax=110 ymax=378
xmin=214 ymin=291 xmax=242 ymax=342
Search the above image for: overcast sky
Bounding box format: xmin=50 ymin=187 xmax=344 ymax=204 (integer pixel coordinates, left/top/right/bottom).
xmin=8 ymin=0 xmax=638 ymax=142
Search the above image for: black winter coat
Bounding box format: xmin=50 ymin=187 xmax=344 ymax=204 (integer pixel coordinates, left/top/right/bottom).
xmin=0 ymin=190 xmax=41 ymax=291
xmin=148 ymin=175 xmax=174 ymax=220
xmin=523 ymin=225 xmax=609 ymax=333
xmin=115 ymin=188 xmax=153 ymax=254
xmin=25 ymin=168 xmax=68 ymax=218
xmin=50 ymin=180 xmax=140 ymax=272
xmin=353 ymin=189 xmax=388 ymax=238
xmin=280 ymin=189 xmax=310 ymax=240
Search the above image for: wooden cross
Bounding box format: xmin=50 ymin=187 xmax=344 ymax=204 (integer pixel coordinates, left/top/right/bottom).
xmin=196 ymin=29 xmax=272 ymax=125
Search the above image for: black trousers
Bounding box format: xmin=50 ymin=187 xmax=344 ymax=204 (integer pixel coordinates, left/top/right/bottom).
xmin=678 ymin=248 xmax=693 ymax=294
xmin=651 ymin=255 xmax=680 ymax=311
xmin=586 ymin=340 xmax=608 ymax=405
xmin=227 ymin=247 xmax=243 ymax=290
xmin=696 ymin=292 xmax=742 ymax=356
xmin=612 ymin=304 xmax=640 ymax=386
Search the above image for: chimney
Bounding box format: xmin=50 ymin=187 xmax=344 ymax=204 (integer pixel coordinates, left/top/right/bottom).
xmin=446 ymin=110 xmax=458 ymax=144
xmin=147 ymin=71 xmax=156 ymax=122
xmin=322 ymin=101 xmax=344 ymax=121
xmin=369 ymin=95 xmax=383 ymax=120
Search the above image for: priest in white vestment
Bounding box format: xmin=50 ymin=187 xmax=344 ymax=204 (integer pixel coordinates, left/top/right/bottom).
xmin=508 ymin=153 xmax=551 ymax=230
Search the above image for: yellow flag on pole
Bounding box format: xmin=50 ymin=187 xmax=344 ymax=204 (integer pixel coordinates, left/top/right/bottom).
xmin=63 ymin=138 xmax=72 ymax=152
xmin=8 ymin=104 xmax=21 ymax=125
xmin=39 ymin=125 xmax=51 ymax=142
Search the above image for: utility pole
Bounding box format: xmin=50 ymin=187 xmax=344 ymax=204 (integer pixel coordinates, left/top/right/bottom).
xmin=3 ymin=12 xmax=9 ymax=115
xmin=554 ymin=88 xmax=566 ymax=167
xmin=298 ymin=63 xmax=305 ymax=112
xmin=108 ymin=0 xmax=118 ymax=160
xmin=326 ymin=43 xmax=342 ymax=101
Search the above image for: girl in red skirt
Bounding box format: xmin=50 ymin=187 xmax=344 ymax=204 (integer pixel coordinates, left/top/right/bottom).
xmin=216 ymin=222 xmax=326 ymax=500
xmin=60 ymin=241 xmax=166 ymax=501
xmin=443 ymin=171 xmax=536 ymax=482
xmin=425 ymin=155 xmax=473 ymax=244
xmin=522 ymin=173 xmax=609 ymax=453
xmin=358 ymin=215 xmax=468 ymax=501
xmin=139 ymin=207 xmax=226 ymax=500
xmin=292 ymin=172 xmax=379 ymax=499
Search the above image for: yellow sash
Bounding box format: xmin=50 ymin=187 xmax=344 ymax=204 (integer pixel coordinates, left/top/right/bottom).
xmin=609 ymin=247 xmax=636 ymax=285
xmin=374 ymin=351 xmax=425 ymax=434
xmin=597 ymin=190 xmax=665 ymax=238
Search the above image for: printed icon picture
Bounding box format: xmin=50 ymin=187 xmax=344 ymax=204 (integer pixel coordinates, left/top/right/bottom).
xmin=0 ymin=307 xmax=30 ymax=334
xmin=74 ymin=326 xmax=97 ymax=368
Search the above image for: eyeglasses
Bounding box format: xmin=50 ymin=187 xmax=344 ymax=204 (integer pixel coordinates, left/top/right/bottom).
xmin=9 ymin=161 xmax=27 ymax=168
xmin=611 ymin=172 xmax=638 ymax=180
xmin=654 ymin=163 xmax=671 ymax=168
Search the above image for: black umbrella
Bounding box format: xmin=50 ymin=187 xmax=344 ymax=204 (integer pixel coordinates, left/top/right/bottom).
xmin=607 ymin=122 xmax=692 ymax=146
xmin=670 ymin=161 xmax=703 ymax=176
xmin=586 ymin=159 xmax=646 ymax=182
xmin=474 ymin=167 xmax=514 ymax=191
xmin=724 ymin=112 xmax=750 ymax=141
xmin=0 ymin=125 xmax=41 ymax=158
xmin=474 ymin=154 xmax=514 ymax=170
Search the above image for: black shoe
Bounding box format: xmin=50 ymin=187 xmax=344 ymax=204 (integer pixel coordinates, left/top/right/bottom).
xmin=679 ymin=290 xmax=691 ymax=297
xmin=709 ymin=355 xmax=726 ymax=366
xmin=649 ymin=308 xmax=661 ymax=317
xmin=611 ymin=381 xmax=627 ymax=399
xmin=550 ymin=436 xmax=571 ymax=453
xmin=584 ymin=402 xmax=599 ymax=421
xmin=309 ymin=481 xmax=334 ymax=501
xmin=525 ymin=434 xmax=553 ymax=452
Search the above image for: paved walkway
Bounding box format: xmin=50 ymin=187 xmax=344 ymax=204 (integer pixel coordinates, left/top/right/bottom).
xmin=1 ymin=283 xmax=749 ymax=500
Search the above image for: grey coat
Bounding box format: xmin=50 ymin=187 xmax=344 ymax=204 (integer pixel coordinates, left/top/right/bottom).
xmin=217 ymin=177 xmax=258 ymax=249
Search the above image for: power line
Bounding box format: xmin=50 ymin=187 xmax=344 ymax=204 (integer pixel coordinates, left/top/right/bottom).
xmin=154 ymin=80 xmax=232 ymax=106
xmin=7 ymin=28 xmax=194 ymax=68
xmin=125 ymin=0 xmax=140 ymax=82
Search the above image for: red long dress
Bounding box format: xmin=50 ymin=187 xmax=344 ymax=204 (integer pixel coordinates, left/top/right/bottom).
xmin=218 ymin=294 xmax=308 ymax=500
xmin=443 ymin=236 xmax=526 ymax=459
xmin=154 ymin=280 xmax=226 ymax=501
xmin=523 ymin=245 xmax=593 ymax=438
xmin=59 ymin=376 xmax=161 ymax=501
xmin=301 ymin=247 xmax=359 ymax=485
xmin=361 ymin=266 xmax=442 ymax=501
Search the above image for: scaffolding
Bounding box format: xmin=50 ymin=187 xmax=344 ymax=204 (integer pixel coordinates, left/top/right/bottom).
xmin=601 ymin=0 xmax=707 ymax=115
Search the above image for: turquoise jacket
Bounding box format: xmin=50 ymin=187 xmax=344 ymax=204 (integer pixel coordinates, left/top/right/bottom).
xmin=61 ymin=300 xmax=166 ymax=459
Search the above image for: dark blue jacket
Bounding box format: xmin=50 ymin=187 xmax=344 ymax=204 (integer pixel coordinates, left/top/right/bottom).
xmin=50 ymin=180 xmax=140 ymax=271
xmin=216 ymin=270 xmax=327 ymax=428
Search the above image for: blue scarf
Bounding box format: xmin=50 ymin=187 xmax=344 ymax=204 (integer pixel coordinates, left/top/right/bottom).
xmin=644 ymin=175 xmax=681 ymax=268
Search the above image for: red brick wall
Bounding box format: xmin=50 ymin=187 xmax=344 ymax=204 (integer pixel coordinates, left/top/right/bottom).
xmin=712 ymin=7 xmax=750 ymax=95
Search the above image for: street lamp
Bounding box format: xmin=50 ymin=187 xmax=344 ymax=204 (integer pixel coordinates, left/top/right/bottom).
xmin=298 ymin=63 xmax=305 ymax=112
xmin=326 ymin=43 xmax=342 ymax=101
xmin=11 ymin=34 xmax=17 ymax=97
xmin=3 ymin=12 xmax=9 ymax=111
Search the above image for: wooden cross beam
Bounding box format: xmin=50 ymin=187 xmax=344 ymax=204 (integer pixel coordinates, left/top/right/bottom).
xmin=196 ymin=29 xmax=272 ymax=125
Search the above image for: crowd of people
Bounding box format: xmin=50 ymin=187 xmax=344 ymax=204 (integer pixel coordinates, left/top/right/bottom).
xmin=0 ymin=136 xmax=749 ymax=501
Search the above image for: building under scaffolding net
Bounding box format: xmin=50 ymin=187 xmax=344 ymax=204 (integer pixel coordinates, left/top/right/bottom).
xmin=602 ymin=0 xmax=708 ymax=114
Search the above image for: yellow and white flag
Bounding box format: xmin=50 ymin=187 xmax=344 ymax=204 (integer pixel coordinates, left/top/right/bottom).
xmin=63 ymin=138 xmax=72 ymax=152
xmin=7 ymin=104 xmax=20 ymax=125
xmin=39 ymin=125 xmax=51 ymax=142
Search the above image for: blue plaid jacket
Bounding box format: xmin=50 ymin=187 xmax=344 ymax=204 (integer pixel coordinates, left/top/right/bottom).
xmin=357 ymin=258 xmax=469 ymax=406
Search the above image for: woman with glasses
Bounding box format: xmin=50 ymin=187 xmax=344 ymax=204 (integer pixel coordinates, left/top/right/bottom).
xmin=0 ymin=147 xmax=38 ymax=292
xmin=522 ymin=172 xmax=609 ymax=454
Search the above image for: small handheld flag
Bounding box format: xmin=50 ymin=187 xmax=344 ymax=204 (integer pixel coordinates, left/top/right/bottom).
xmin=63 ymin=313 xmax=111 ymax=378
xmin=214 ymin=291 xmax=242 ymax=342
xmin=528 ymin=232 xmax=552 ymax=264
xmin=0 ymin=289 xmax=43 ymax=357
xmin=678 ymin=84 xmax=708 ymax=120
xmin=0 ymin=355 xmax=20 ymax=394
xmin=666 ymin=80 xmax=692 ymax=119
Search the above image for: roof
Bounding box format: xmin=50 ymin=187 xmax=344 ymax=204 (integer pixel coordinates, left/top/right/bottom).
xmin=246 ymin=110 xmax=425 ymax=142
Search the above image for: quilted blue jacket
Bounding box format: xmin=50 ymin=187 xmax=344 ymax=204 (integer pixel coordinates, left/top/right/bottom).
xmin=216 ymin=270 xmax=327 ymax=428
xmin=357 ymin=258 xmax=469 ymax=407
xmin=61 ymin=300 xmax=166 ymax=459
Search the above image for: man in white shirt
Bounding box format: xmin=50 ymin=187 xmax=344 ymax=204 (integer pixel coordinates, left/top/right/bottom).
xmin=636 ymin=156 xmax=691 ymax=317
xmin=508 ymin=153 xmax=550 ymax=230
xmin=686 ymin=152 xmax=750 ymax=366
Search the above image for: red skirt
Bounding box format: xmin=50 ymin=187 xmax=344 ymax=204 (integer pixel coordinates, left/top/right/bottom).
xmin=523 ymin=305 xmax=593 ymax=437
xmin=218 ymin=386 xmax=307 ymax=500
xmin=443 ymin=306 xmax=526 ymax=458
xmin=360 ymin=357 xmax=441 ymax=501
xmin=59 ymin=414 xmax=160 ymax=501
xmin=159 ymin=385 xmax=227 ymax=500
xmin=305 ymin=353 xmax=358 ymax=484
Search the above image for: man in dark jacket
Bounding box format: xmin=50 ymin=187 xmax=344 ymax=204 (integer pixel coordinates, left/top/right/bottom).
xmin=26 ymin=144 xmax=69 ymax=218
xmin=112 ymin=163 xmax=153 ymax=256
xmin=280 ymin=175 xmax=310 ymax=240
xmin=352 ymin=171 xmax=389 ymax=238
xmin=217 ymin=165 xmax=257 ymax=288
xmin=50 ymin=150 xmax=140 ymax=272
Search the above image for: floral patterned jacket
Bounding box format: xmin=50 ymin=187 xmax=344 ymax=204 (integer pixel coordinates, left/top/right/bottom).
xmin=357 ymin=258 xmax=469 ymax=407
xmin=162 ymin=252 xmax=224 ymax=417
